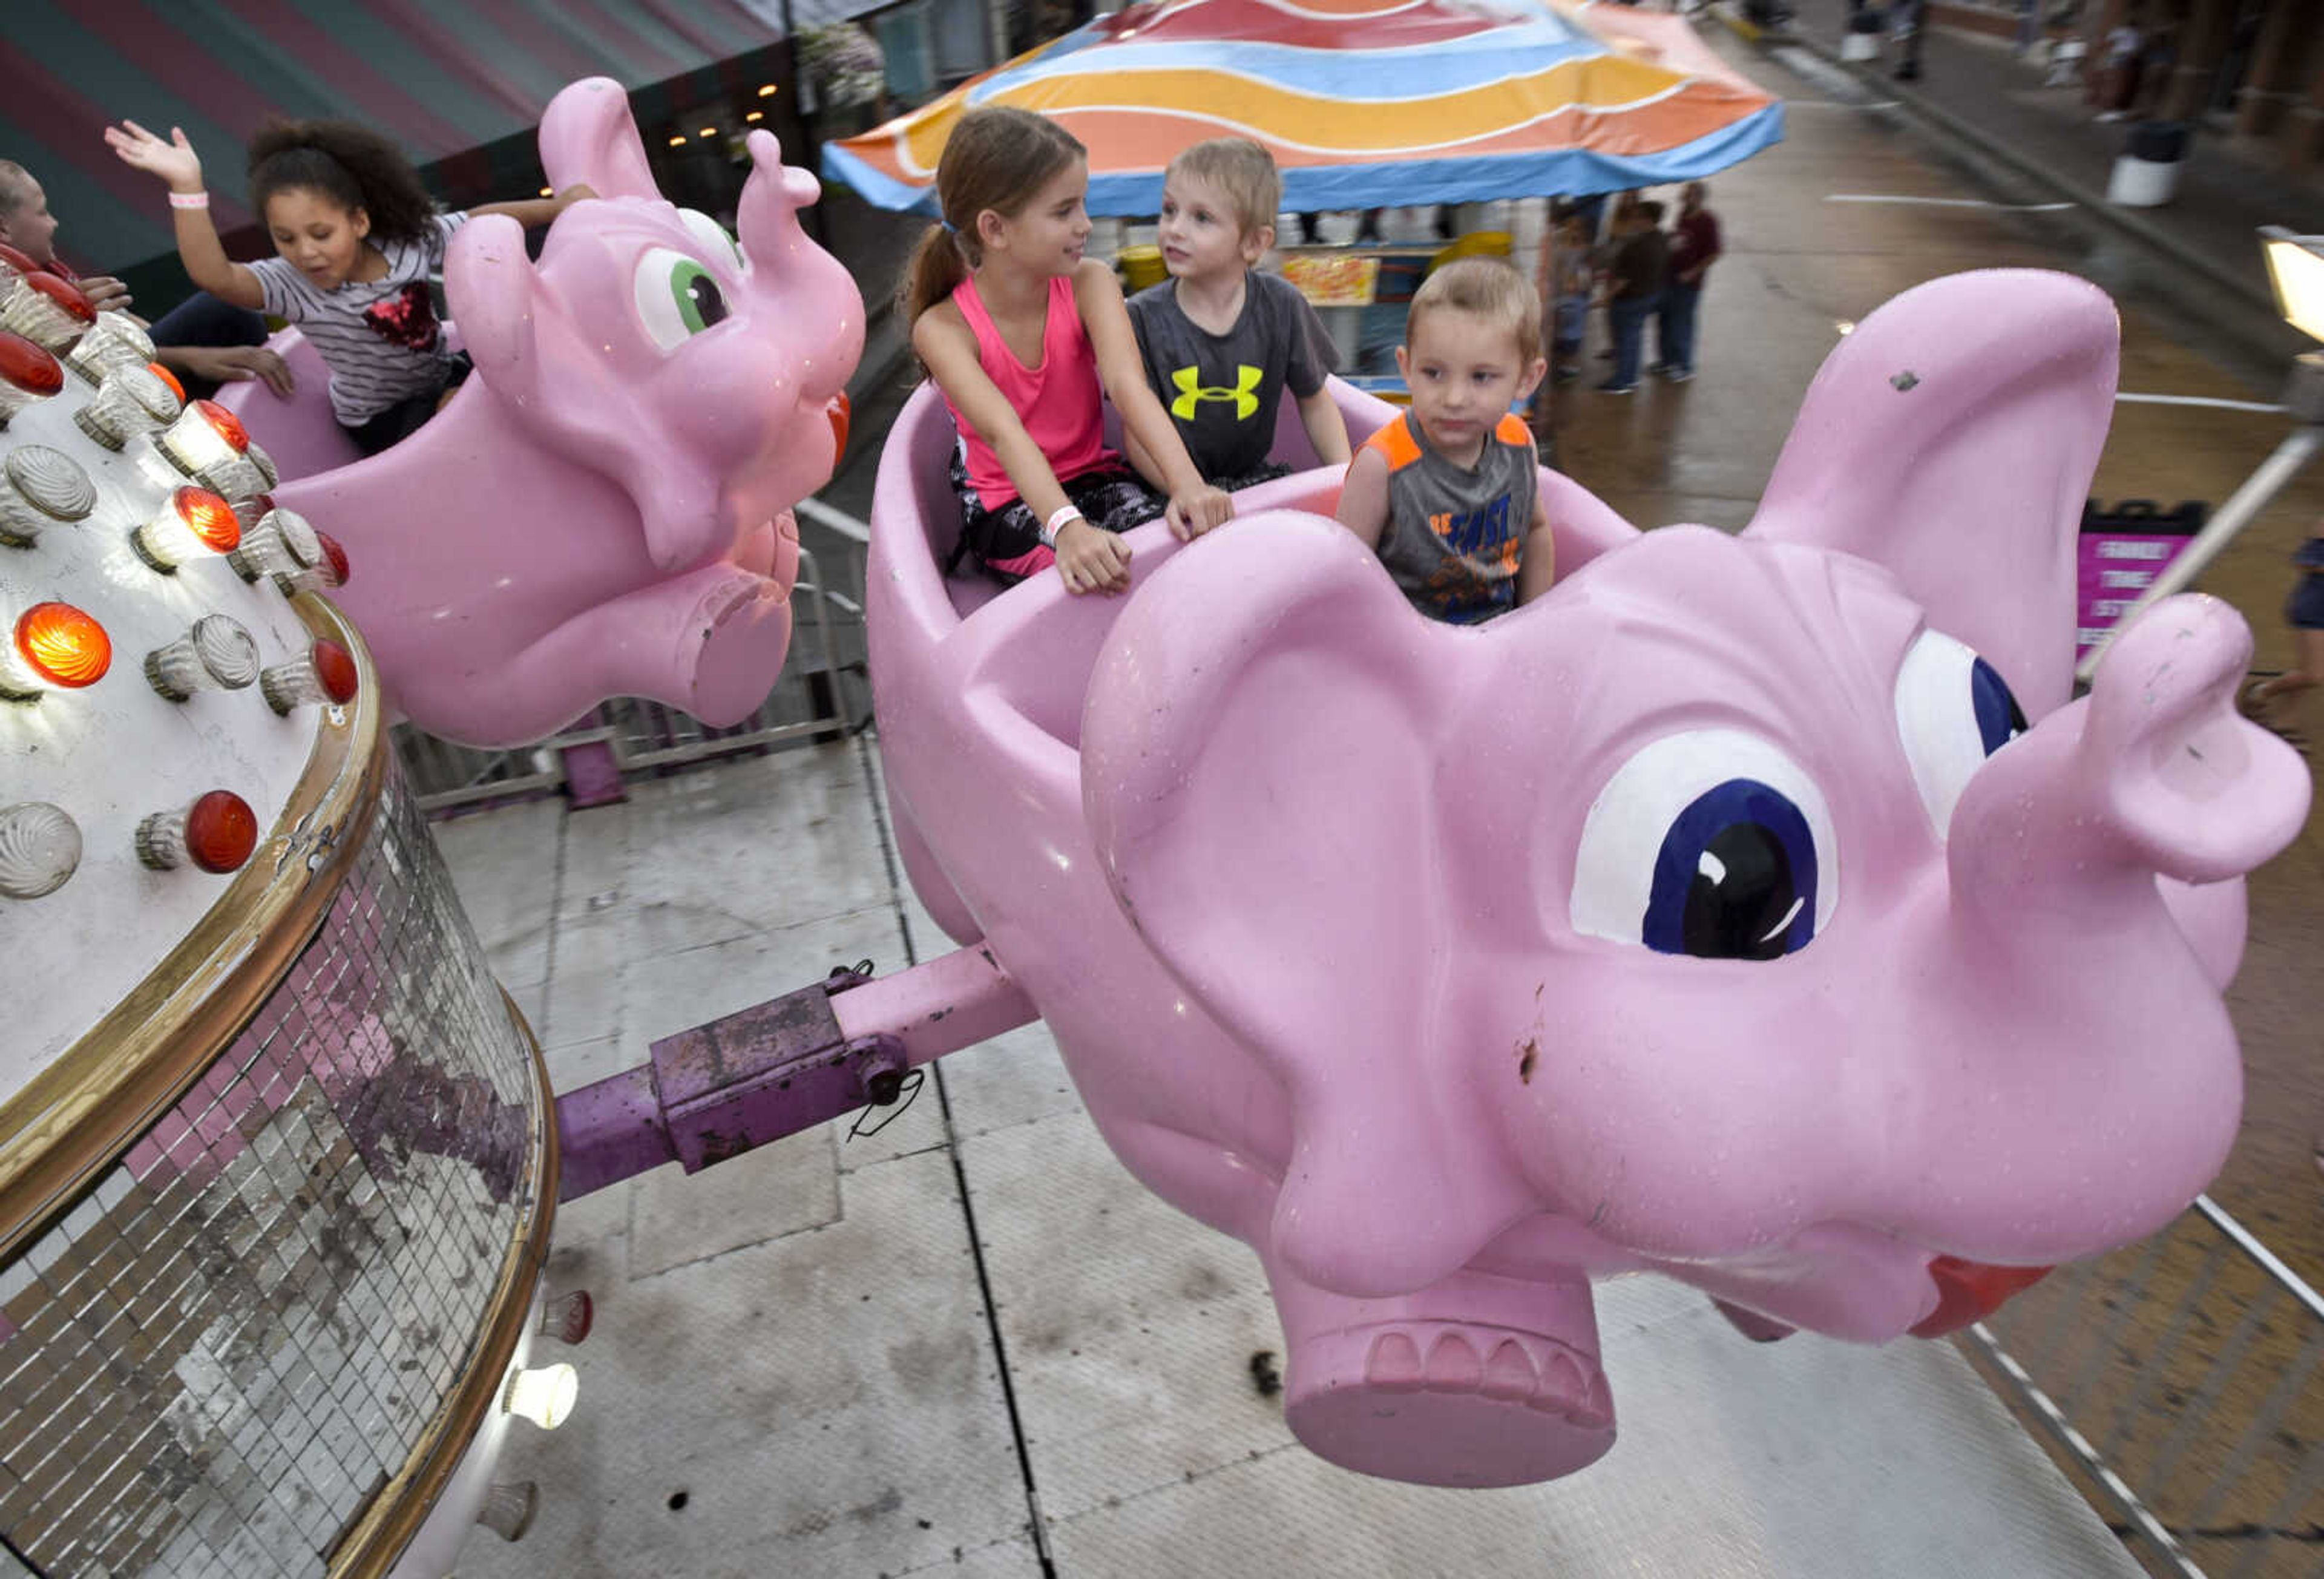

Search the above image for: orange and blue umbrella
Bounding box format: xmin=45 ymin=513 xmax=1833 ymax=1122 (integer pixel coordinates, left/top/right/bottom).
xmin=822 ymin=0 xmax=1784 ymax=216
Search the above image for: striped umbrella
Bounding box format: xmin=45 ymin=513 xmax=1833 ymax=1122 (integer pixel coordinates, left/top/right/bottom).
xmin=822 ymin=0 xmax=1784 ymax=217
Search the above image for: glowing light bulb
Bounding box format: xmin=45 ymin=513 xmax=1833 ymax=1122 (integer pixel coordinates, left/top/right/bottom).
xmin=5 ymin=602 xmax=110 ymax=698
xmin=156 ymin=396 xmax=249 ymax=481
xmin=503 ymin=1363 xmax=579 ymax=1430
xmin=137 ymin=790 xmax=258 ymax=873
xmin=0 ymin=445 xmax=96 ymax=548
xmin=0 ymin=243 xmax=36 ymax=280
xmin=144 ymin=614 xmax=260 ymax=701
xmin=133 ymin=485 xmax=240 ymax=571
xmin=0 ymin=330 xmax=64 ymax=425
xmin=146 ymin=360 xmax=185 ymax=401
xmin=0 ymin=272 xmax=96 ymax=352
xmin=260 ymin=637 xmax=359 ymax=714
xmin=0 ymin=803 xmax=81 ymax=899
xmin=73 ymin=364 xmax=181 ymax=449
xmin=228 ymin=506 xmax=321 ymax=581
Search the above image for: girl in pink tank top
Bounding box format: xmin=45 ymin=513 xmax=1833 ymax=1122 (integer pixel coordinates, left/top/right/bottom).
xmin=900 ymin=108 xmax=1232 ymax=594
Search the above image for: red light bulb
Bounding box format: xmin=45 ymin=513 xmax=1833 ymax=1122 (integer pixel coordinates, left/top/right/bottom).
xmin=185 ymin=790 xmax=257 ymax=873
xmin=0 ymin=331 xmax=63 ymax=397
xmin=22 ymin=273 xmax=94 ymax=324
xmin=15 ymin=602 xmax=110 ymax=687
xmin=147 ymin=361 xmax=185 ymax=401
xmin=312 ymin=638 xmax=359 ymax=702
xmin=318 ymin=530 xmax=349 ymax=585
xmin=177 ymin=487 xmax=240 ymax=552
xmin=136 ymin=790 xmax=258 ymax=873
xmin=193 ymin=398 xmax=249 ymax=453
xmin=0 ymin=243 xmax=36 ymax=277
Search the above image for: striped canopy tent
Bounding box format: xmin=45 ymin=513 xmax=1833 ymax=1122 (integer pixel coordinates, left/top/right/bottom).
xmin=822 ymin=0 xmax=1785 ymax=218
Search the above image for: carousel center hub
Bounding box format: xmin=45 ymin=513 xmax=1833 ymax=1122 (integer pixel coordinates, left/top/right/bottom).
xmin=0 ymin=267 xmax=563 ymax=1578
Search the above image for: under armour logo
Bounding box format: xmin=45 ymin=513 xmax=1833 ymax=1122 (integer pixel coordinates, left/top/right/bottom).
xmin=1169 ymin=364 xmax=1262 ymax=420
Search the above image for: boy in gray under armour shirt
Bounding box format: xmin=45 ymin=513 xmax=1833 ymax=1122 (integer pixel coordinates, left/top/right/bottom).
xmin=1335 ymin=257 xmax=1554 ymax=624
xmin=1124 ymin=138 xmax=1350 ymax=516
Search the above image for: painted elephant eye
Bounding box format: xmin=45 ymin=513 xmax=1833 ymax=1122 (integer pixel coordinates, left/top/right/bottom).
xmin=1571 ymin=729 xmax=1838 ymax=960
xmin=1894 ymin=629 xmax=2027 ymax=840
xmin=679 ymin=208 xmax=747 ymax=271
xmin=634 ymin=246 xmax=731 ymax=351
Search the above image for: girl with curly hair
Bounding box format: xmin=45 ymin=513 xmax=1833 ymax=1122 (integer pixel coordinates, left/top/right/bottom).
xmin=107 ymin=116 xmax=592 ymax=455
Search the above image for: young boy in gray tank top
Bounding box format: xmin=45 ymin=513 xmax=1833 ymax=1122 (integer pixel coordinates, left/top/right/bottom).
xmin=1335 ymin=257 xmax=1554 ymax=624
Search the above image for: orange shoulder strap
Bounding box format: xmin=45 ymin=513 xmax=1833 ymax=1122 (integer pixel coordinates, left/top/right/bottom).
xmin=1363 ymin=413 xmax=1423 ymax=471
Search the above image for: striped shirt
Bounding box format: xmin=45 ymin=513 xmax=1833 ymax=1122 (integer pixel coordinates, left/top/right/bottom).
xmin=249 ymin=214 xmax=467 ymax=425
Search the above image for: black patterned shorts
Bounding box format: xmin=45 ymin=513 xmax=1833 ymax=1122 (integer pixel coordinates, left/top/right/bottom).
xmin=948 ymin=444 xmax=1166 ymax=583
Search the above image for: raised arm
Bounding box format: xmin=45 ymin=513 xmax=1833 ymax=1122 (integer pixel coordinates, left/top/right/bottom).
xmin=468 ymin=184 xmax=597 ymax=231
xmin=1072 ymin=260 xmax=1231 ymax=540
xmin=103 ymin=122 xmax=263 ymax=311
xmin=913 ymin=301 xmax=1130 ymax=596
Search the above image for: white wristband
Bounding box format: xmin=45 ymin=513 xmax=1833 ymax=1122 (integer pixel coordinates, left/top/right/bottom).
xmin=168 ymin=191 xmax=210 ymax=211
xmin=1040 ymin=504 xmax=1083 ymax=550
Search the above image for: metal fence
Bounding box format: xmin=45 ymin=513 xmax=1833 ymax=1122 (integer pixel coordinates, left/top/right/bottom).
xmin=394 ymin=543 xmax=862 ymax=816
xmin=1966 ymin=1194 xmax=2324 ymax=1578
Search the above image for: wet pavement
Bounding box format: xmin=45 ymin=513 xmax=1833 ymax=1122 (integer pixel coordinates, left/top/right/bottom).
xmin=449 ymin=16 xmax=2323 ymax=1575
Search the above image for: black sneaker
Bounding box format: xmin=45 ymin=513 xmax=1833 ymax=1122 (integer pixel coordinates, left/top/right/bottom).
xmin=1596 ymin=380 xmax=1636 ymax=395
xmin=1647 ymin=361 xmax=1673 ymax=376
xmin=1663 ymin=366 xmax=1695 ymax=383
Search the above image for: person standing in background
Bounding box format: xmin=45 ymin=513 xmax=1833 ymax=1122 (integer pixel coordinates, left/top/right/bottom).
xmin=1650 ymin=181 xmax=1719 ymax=384
xmin=1598 ymin=200 xmax=1666 ymax=396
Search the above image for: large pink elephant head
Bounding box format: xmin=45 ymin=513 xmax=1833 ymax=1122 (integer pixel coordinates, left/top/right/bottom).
xmin=274 ymin=77 xmax=863 ymax=747
xmin=872 ymin=268 xmax=2310 ymax=1488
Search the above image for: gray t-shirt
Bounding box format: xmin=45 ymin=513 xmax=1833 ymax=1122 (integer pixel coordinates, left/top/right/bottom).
xmin=1126 ymin=271 xmax=1337 ymax=484
xmin=249 ymin=212 xmax=467 ymax=425
xmin=1367 ymin=410 xmax=1539 ymax=625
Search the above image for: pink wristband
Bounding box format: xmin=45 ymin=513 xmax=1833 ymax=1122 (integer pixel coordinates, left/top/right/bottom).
xmin=168 ymin=191 xmax=210 ymax=211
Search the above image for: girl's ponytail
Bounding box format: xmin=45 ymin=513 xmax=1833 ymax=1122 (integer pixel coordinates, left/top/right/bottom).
xmin=898 ymin=224 xmax=968 ymax=329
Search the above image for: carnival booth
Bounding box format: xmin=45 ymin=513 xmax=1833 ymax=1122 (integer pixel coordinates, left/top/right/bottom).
xmin=822 ymin=0 xmax=1785 ymax=375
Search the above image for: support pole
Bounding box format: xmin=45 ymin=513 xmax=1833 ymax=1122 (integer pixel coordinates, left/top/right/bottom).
xmin=2076 ymin=423 xmax=2324 ymax=685
xmin=554 ymin=943 xmax=1038 ymax=1200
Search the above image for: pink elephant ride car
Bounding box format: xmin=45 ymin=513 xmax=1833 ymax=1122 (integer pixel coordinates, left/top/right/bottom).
xmin=867 ymin=269 xmax=2311 ymax=1489
xmin=218 ymin=76 xmax=862 ymax=749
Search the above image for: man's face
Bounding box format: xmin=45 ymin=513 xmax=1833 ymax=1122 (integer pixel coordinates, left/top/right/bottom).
xmin=1682 ymin=183 xmax=1705 ymax=217
xmin=0 ymin=176 xmax=61 ymax=268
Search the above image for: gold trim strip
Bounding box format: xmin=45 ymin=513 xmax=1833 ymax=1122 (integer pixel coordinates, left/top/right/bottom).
xmin=327 ymin=986 xmax=560 ymax=1578
xmin=0 ymin=594 xmax=382 ymax=1261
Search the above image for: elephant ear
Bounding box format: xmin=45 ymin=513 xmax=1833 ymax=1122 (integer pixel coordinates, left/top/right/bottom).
xmin=1745 ymin=269 xmax=2119 ymax=717
xmin=539 ymin=76 xmax=661 ymax=199
xmin=1083 ymin=514 xmax=1538 ymax=1298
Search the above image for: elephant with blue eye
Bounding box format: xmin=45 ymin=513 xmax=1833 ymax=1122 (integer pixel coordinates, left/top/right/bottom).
xmin=867 ymin=268 xmax=2311 ymax=1489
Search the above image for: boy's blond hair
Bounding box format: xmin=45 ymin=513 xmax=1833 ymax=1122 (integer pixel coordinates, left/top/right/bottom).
xmin=1164 ymin=137 xmax=1281 ymax=241
xmin=1405 ymin=256 xmax=1542 ymax=365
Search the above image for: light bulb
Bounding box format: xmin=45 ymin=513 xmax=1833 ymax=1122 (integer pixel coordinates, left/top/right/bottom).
xmin=0 ymin=329 xmax=64 ymax=425
xmin=0 ymin=445 xmax=96 ymax=548
xmin=74 ymin=365 xmax=182 ymax=449
xmin=133 ymin=485 xmax=239 ymax=571
xmin=64 ymin=311 xmax=156 ymax=384
xmin=0 ymin=272 xmax=95 ymax=352
xmin=136 ymin=790 xmax=258 ymax=873
xmin=144 ymin=614 xmax=259 ymax=701
xmin=503 ymin=1363 xmax=579 ymax=1430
